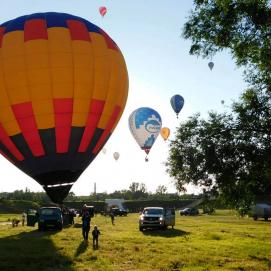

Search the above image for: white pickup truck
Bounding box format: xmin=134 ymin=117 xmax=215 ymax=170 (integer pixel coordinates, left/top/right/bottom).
xmin=139 ymin=207 xmax=175 ymax=231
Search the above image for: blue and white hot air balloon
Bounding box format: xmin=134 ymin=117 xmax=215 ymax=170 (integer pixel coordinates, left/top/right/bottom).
xmin=129 ymin=107 xmax=162 ymax=161
xmin=170 ymin=94 xmax=184 ymax=118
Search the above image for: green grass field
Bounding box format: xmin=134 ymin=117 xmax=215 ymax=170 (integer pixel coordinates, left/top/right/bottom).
xmin=0 ymin=210 xmax=270 ymax=271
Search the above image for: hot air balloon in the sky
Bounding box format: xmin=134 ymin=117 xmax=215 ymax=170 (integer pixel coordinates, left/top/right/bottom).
xmin=113 ymin=152 xmax=120 ymax=161
xmin=129 ymin=107 xmax=162 ymax=161
xmin=160 ymin=127 xmax=170 ymax=141
xmin=170 ymin=95 xmax=184 ymax=118
xmin=208 ymin=61 xmax=214 ymax=70
xmin=0 ymin=12 xmax=128 ymax=203
xmin=102 ymin=148 xmax=107 ymax=154
xmin=99 ymin=7 xmax=107 ymax=17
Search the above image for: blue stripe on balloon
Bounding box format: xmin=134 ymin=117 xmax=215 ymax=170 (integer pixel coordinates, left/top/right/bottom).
xmin=2 ymin=12 xmax=101 ymax=34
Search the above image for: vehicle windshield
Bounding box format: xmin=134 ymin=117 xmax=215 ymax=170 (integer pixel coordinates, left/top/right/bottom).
xmin=143 ymin=208 xmax=163 ymax=215
xmin=40 ymin=208 xmax=59 ymax=216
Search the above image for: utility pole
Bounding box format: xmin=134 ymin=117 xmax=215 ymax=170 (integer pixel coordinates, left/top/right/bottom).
xmin=94 ymin=182 xmax=96 ymax=200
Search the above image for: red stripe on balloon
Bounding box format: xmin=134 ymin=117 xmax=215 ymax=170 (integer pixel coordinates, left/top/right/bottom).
xmin=0 ymin=123 xmax=24 ymax=161
xmin=24 ymin=19 xmax=48 ymax=42
xmin=78 ymin=99 xmax=105 ymax=152
xmin=54 ymin=98 xmax=73 ymax=153
xmin=0 ymin=27 xmax=5 ymax=48
xmin=67 ymin=20 xmax=91 ymax=41
xmin=92 ymin=105 xmax=121 ymax=154
xmin=99 ymin=29 xmax=118 ymax=51
xmin=12 ymin=102 xmax=45 ymax=156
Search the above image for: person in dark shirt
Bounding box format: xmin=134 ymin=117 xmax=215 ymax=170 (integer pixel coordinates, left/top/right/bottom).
xmin=82 ymin=204 xmax=91 ymax=243
xmin=110 ymin=211 xmax=115 ymax=225
xmin=92 ymin=225 xmax=101 ymax=249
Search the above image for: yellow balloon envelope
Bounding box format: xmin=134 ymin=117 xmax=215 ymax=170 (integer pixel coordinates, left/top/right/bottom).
xmin=160 ymin=127 xmax=170 ymax=141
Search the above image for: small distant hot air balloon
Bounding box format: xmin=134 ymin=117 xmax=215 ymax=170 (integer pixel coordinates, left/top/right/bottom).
xmin=113 ymin=152 xmax=120 ymax=161
xmin=160 ymin=127 xmax=170 ymax=141
xmin=208 ymin=61 xmax=214 ymax=70
xmin=99 ymin=6 xmax=107 ymax=17
xmin=102 ymin=148 xmax=107 ymax=154
xmin=129 ymin=107 xmax=162 ymax=161
xmin=170 ymin=95 xmax=184 ymax=118
xmin=221 ymin=100 xmax=225 ymax=105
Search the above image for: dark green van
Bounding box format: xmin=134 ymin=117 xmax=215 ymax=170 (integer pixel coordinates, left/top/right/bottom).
xmin=27 ymin=207 xmax=63 ymax=231
xmin=38 ymin=207 xmax=63 ymax=231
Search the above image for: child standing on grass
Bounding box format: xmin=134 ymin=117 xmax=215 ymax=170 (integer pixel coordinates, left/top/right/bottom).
xmin=92 ymin=225 xmax=101 ymax=249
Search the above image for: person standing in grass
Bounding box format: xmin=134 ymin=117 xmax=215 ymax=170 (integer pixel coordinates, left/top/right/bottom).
xmin=92 ymin=225 xmax=101 ymax=249
xmin=22 ymin=212 xmax=27 ymax=226
xmin=110 ymin=211 xmax=115 ymax=225
xmin=82 ymin=204 xmax=91 ymax=243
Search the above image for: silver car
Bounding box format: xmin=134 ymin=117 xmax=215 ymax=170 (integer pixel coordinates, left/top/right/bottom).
xmin=139 ymin=207 xmax=175 ymax=231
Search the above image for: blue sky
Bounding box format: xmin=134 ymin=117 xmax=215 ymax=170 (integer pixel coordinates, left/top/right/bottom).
xmin=0 ymin=1 xmax=246 ymax=195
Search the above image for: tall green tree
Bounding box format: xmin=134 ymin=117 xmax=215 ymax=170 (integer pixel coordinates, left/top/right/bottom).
xmin=128 ymin=182 xmax=148 ymax=199
xmin=166 ymin=89 xmax=271 ymax=212
xmin=155 ymin=185 xmax=168 ymax=195
xmin=183 ymin=0 xmax=271 ymax=88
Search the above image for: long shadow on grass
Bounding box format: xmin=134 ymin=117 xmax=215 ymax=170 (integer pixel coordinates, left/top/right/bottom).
xmin=142 ymin=228 xmax=189 ymax=238
xmin=74 ymin=240 xmax=88 ymax=257
xmin=0 ymin=229 xmax=74 ymax=271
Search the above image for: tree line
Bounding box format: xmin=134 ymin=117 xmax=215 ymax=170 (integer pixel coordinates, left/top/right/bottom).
xmin=0 ymin=183 xmax=199 ymax=203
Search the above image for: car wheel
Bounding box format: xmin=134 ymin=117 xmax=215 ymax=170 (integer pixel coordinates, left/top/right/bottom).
xmin=264 ymin=217 xmax=268 ymax=221
xmin=253 ymin=216 xmax=258 ymax=221
xmin=139 ymin=226 xmax=143 ymax=232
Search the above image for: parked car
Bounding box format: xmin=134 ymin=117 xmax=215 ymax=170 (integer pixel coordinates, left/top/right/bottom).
xmin=251 ymin=203 xmax=271 ymax=221
xmin=139 ymin=207 xmax=175 ymax=231
xmin=38 ymin=207 xmax=63 ymax=231
xmin=179 ymin=208 xmax=199 ymax=216
xmin=111 ymin=207 xmax=128 ymax=216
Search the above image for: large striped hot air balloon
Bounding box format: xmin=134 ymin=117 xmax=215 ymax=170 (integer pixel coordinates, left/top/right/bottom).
xmin=0 ymin=12 xmax=128 ymax=203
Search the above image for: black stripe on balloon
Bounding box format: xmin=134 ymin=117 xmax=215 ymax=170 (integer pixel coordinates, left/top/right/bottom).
xmin=11 ymin=134 xmax=33 ymax=158
xmin=39 ymin=128 xmax=56 ymax=155
xmin=86 ymin=128 xmax=104 ymax=154
xmin=69 ymin=127 xmax=84 ymax=154
xmin=18 ymin=155 xmax=74 ymax=176
xmin=69 ymin=128 xmax=104 ymax=171
xmin=0 ymin=142 xmax=17 ymax=163
xmin=34 ymin=170 xmax=82 ymax=186
xmin=12 ymin=127 xmax=111 ymax=188
xmin=43 ymin=184 xmax=73 ymax=204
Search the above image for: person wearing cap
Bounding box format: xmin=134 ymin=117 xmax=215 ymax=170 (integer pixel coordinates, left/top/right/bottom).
xmin=82 ymin=204 xmax=91 ymax=243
